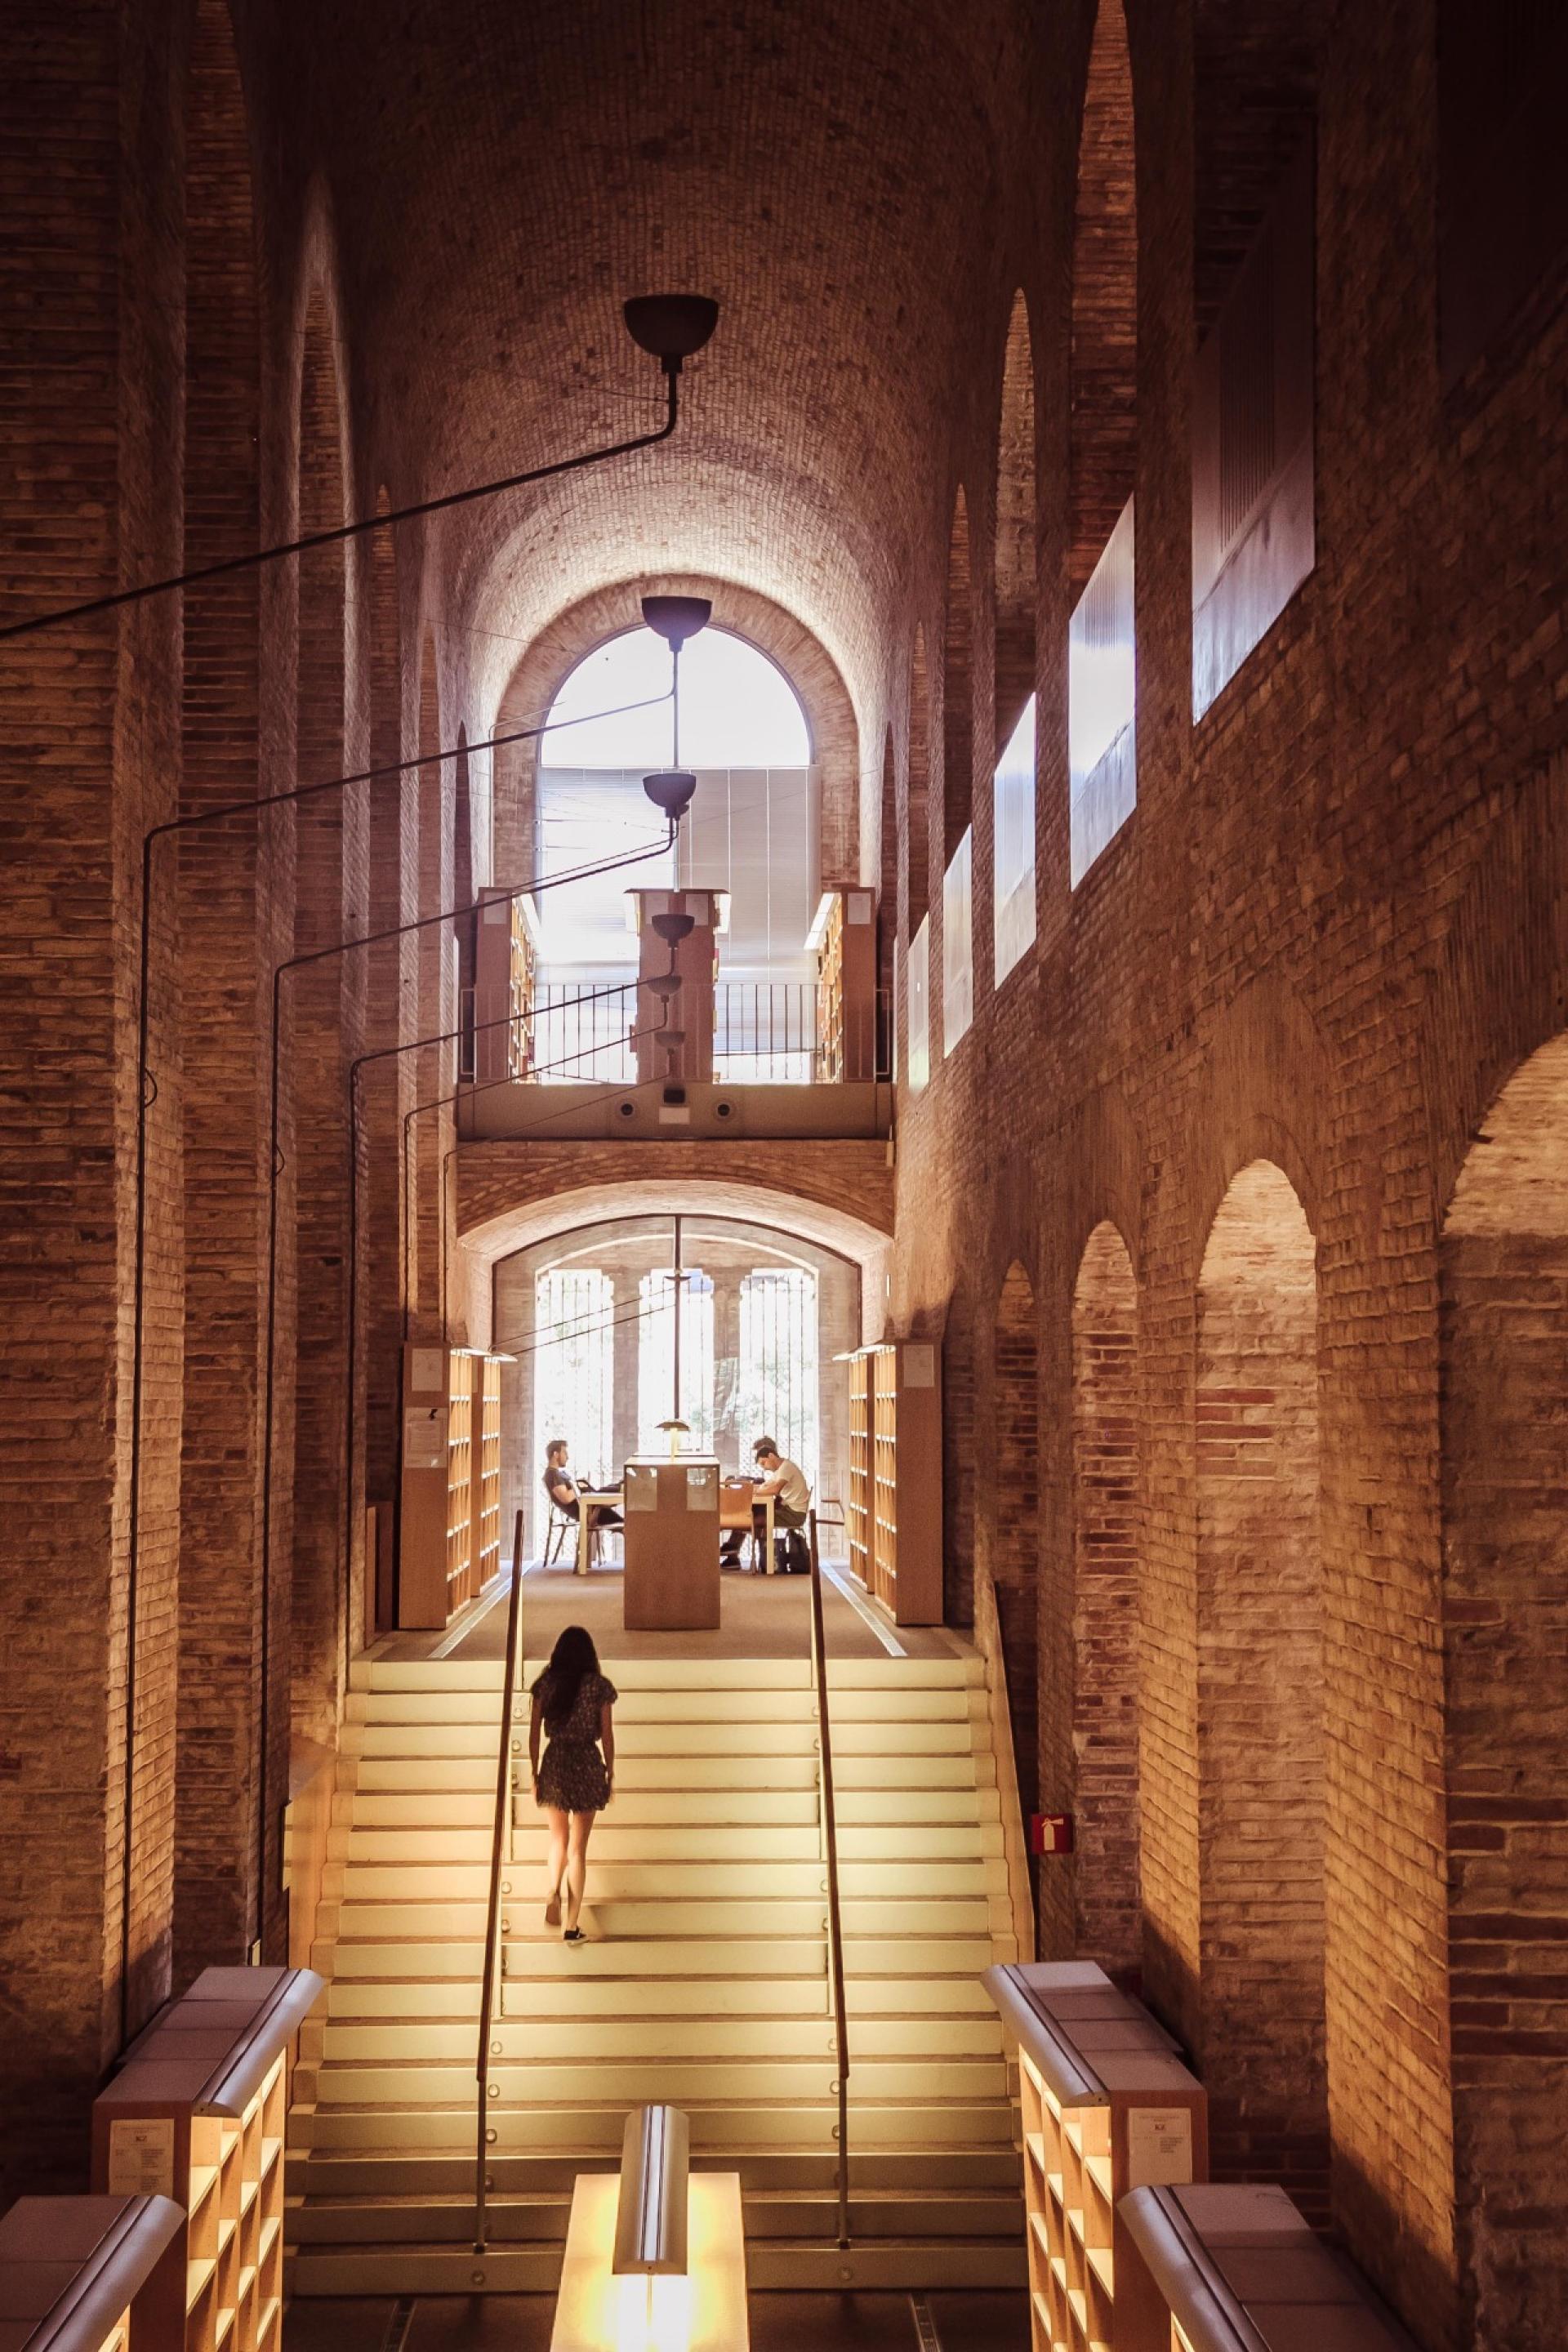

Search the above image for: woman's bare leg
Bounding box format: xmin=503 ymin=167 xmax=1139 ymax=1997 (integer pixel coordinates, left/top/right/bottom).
xmin=563 ymin=1810 xmax=595 ymax=1932
xmin=543 ymin=1806 xmax=569 ymax=1926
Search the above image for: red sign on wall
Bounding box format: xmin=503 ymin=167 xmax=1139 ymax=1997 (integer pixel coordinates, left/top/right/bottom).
xmin=1030 ymin=1813 xmax=1074 ymax=1855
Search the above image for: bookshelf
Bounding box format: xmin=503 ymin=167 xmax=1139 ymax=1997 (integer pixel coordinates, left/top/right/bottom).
xmin=1118 ymin=2182 xmax=1420 ymax=2352
xmin=0 ymin=2193 xmax=185 ymax=2352
xmin=844 ymin=1340 xmax=942 ymax=1624
xmin=810 ymin=885 xmax=876 ymax=1081
xmin=984 ymin=1961 xmax=1208 ymax=2352
xmin=473 ymin=1352 xmax=502 ymax=1588
xmin=91 ymin=1967 xmax=320 ymax=2352
xmin=445 ymin=1352 xmax=475 ymax=1614
xmin=399 ymin=1344 xmax=505 ymax=1629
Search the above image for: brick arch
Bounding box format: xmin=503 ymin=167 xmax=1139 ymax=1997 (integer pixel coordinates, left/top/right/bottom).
xmin=1196 ymin=1159 xmax=1328 ymax=2219
xmin=1188 ymin=972 xmax=1333 ymax=1254
xmin=490 ymin=576 xmax=859 ymax=893
xmin=1070 ymin=0 xmax=1136 ymax=595
xmin=1439 ymin=1032 xmax=1568 ymax=2348
xmin=1069 ymin=1219 xmax=1143 ymax=1978
xmin=1420 ymin=750 xmax=1568 ymax=1219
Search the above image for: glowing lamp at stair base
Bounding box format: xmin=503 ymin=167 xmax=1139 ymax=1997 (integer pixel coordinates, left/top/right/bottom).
xmin=549 ymin=2114 xmax=747 ymax=2352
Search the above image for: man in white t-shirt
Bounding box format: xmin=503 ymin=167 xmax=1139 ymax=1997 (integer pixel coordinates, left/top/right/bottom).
xmin=722 ymin=1435 xmax=810 ymax=1565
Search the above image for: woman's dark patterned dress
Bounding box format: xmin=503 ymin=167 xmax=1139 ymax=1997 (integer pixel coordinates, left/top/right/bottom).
xmin=534 ymin=1668 xmax=617 ymax=1811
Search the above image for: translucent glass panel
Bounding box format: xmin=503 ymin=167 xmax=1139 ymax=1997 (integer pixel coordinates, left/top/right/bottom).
xmin=942 ymin=827 xmax=973 ymax=1056
xmin=1192 ymin=146 xmax=1314 ymax=719
xmin=532 ymin=1268 xmax=613 ymax=1479
xmin=638 ymin=1269 xmax=715 ymax=1453
xmin=737 ymin=1268 xmax=819 ymax=1493
xmin=993 ymin=694 xmax=1036 ymax=985
xmin=1070 ymin=495 xmax=1137 ymax=885
xmin=906 ymin=915 xmax=931 ymax=1094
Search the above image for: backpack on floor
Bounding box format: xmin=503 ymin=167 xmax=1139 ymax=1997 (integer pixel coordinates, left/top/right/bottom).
xmin=775 ymin=1529 xmax=810 ymax=1575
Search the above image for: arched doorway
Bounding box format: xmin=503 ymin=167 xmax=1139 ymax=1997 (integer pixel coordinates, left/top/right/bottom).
xmin=1196 ymin=1161 xmax=1327 ymax=2216
xmin=1440 ymin=1034 xmax=1568 ymax=2345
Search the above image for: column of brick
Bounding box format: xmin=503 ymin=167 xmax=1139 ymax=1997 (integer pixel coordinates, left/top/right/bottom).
xmin=1196 ymin=1160 xmax=1327 ymax=2219
xmin=0 ymin=0 xmax=185 ymax=2192
xmin=288 ymin=285 xmax=368 ymax=1750
xmin=358 ymin=506 xmax=420 ymax=1629
xmin=173 ymin=0 xmax=267 ymax=1979
xmin=1070 ymin=1219 xmax=1143 ymax=1977
xmin=412 ymin=631 xmax=455 ymax=1340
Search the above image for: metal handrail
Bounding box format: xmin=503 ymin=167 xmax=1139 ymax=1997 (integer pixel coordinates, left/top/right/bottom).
xmin=806 ymin=1508 xmax=851 ymax=2248
xmin=474 ymin=1508 xmax=526 ymax=2254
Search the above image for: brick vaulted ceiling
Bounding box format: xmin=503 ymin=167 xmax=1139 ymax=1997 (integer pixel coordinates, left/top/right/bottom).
xmin=233 ymin=0 xmax=1035 ymax=730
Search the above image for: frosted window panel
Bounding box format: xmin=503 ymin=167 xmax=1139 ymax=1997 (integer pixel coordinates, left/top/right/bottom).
xmin=942 ymin=827 xmax=973 ymax=1057
xmin=737 ymin=1269 xmax=819 ymax=1494
xmin=1069 ymin=495 xmax=1136 ymax=886
xmin=993 ymin=694 xmax=1036 ymax=985
xmin=906 ymin=917 xmax=931 ymax=1095
xmin=533 ymin=1269 xmax=614 ymax=1484
xmin=638 ymin=1269 xmax=715 ymax=1454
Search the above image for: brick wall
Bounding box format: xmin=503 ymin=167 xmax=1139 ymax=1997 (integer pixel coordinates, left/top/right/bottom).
xmin=174 ymin=0 xmax=266 ymax=1982
xmin=1195 ymin=1160 xmax=1327 ymax=2218
xmin=1440 ymin=1032 xmax=1568 ymax=2347
xmin=1070 ymin=1220 xmax=1142 ymax=1977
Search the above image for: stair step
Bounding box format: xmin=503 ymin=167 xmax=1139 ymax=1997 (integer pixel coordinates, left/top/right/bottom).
xmin=350 ymin=1688 xmax=986 ymax=1726
xmin=334 ymin=1823 xmax=1002 ymax=1863
xmin=323 ymin=2016 xmax=1002 ymax=2062
xmin=333 ymin=1861 xmax=1008 ymax=1903
xmin=348 ymin=1786 xmax=1000 ymax=1826
xmin=353 ymin=1657 xmax=982 ymax=1693
xmin=291 ymin=2100 xmax=1018 ymax=2152
xmin=320 ymin=1932 xmax=1013 ymax=1980
xmin=352 ymin=1753 xmax=994 ymax=1792
xmin=350 ymin=1720 xmax=985 ymax=1759
xmin=326 ymin=1975 xmax=1000 ymax=2021
xmin=285 ymin=2235 xmax=1026 ymax=2296
xmin=289 ymin=2148 xmax=1022 ymax=2198
xmin=283 ymin=2188 xmax=1020 ymax=2247
xmin=327 ymin=1895 xmax=1008 ymax=1937
xmin=308 ymin=2056 xmax=1009 ymax=2106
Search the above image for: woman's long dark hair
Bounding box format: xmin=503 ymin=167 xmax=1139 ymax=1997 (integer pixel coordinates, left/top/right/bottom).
xmin=532 ymin=1624 xmax=599 ymax=1731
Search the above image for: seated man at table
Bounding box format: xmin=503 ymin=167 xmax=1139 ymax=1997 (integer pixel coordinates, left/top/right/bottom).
xmin=721 ymin=1436 xmax=810 ymax=1566
xmin=541 ymin=1438 xmax=621 ymax=1539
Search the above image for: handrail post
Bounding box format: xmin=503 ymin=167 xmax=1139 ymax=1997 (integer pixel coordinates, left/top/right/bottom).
xmin=474 ymin=1508 xmax=526 ymax=2255
xmin=807 ymin=1510 xmax=851 ymax=2251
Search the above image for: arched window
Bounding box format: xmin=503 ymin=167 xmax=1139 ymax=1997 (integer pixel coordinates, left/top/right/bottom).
xmin=1068 ymin=0 xmax=1138 ymax=884
xmin=535 ymin=628 xmax=815 ymax=1080
xmin=534 ymin=1267 xmax=614 ymax=1481
xmin=639 ymin=1269 xmax=716 ymax=1454
xmin=994 ymin=295 xmax=1037 ymax=987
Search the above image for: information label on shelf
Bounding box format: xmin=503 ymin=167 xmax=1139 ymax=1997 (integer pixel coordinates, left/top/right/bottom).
xmin=1127 ymin=2106 xmax=1193 ymax=2188
xmin=108 ymin=2117 xmax=176 ymax=2197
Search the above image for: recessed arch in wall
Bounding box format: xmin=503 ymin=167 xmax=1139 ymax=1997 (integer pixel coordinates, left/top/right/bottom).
xmin=991 ymin=1263 xmax=1040 ymax=1835
xmin=1070 ymin=1219 xmax=1143 ymax=1978
xmin=1196 ymin=1159 xmax=1327 ymax=2216
xmin=1439 ymin=1032 xmax=1568 ymax=2346
xmin=907 ymin=625 xmax=932 ymax=936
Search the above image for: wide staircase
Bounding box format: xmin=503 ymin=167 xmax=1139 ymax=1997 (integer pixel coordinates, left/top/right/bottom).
xmin=286 ymin=1647 xmax=1027 ymax=2292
